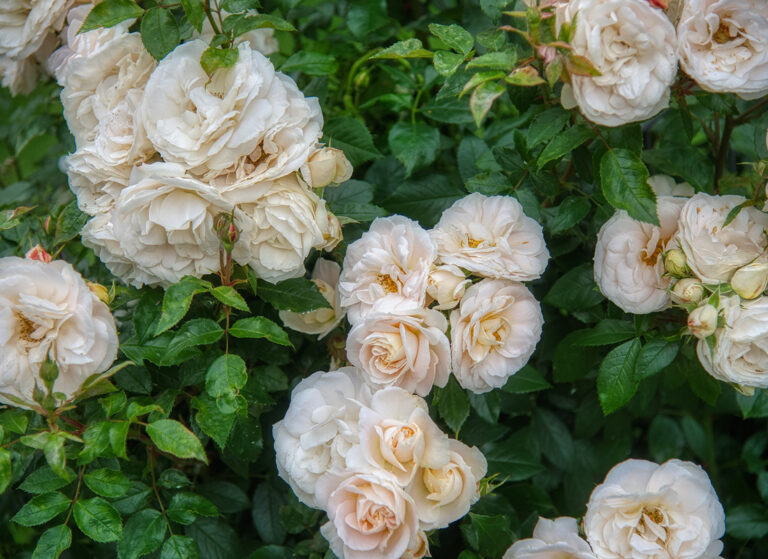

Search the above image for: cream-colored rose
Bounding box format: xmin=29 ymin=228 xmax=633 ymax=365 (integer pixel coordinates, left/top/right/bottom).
xmin=676 ymin=193 xmax=768 ymax=284
xmin=670 ymin=278 xmax=705 ymax=305
xmin=339 ymin=216 xmax=437 ymax=324
xmin=556 ymin=0 xmax=677 ymax=126
xmin=584 ymin=459 xmax=724 ymax=559
xmin=80 ymin=213 xmax=142 ymax=287
xmin=697 ymin=295 xmax=768 ymax=388
xmin=450 ymin=278 xmax=543 ymax=394
xmin=61 ymin=144 xmax=133 ymax=216
xmin=403 ymin=531 xmax=430 ymax=559
xmin=279 ymin=259 xmax=344 ymax=339
xmin=229 ymin=173 xmax=333 ymax=283
xmin=0 ymin=256 xmax=118 ymax=409
xmin=317 ymin=471 xmax=421 ymax=559
xmin=731 ymin=260 xmax=768 ymax=299
xmin=503 ymin=517 xmax=596 ymax=559
xmin=678 ymin=0 xmax=768 ymax=99
xmin=273 ymin=367 xmax=372 ymax=508
xmin=430 ymin=193 xmax=549 ymax=282
xmin=0 ymin=0 xmax=72 ymax=95
xmin=346 ymin=387 xmax=451 ymax=486
xmin=300 ymin=147 xmax=353 ymax=188
xmin=427 ymin=264 xmax=469 ymax=310
xmin=108 ymin=163 xmax=231 ymax=287
xmin=594 ymin=196 xmax=687 ymax=314
xmin=647 ymin=174 xmax=695 ymax=198
xmin=346 ymin=308 xmax=451 ymax=396
xmin=688 ymin=304 xmax=718 ymax=339
xmin=139 ymin=40 xmax=322 ymax=183
xmin=409 ymin=439 xmax=487 ymax=530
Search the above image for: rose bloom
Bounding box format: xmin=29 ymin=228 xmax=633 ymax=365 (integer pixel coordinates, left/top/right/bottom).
xmin=229 ymin=173 xmax=338 ymax=283
xmin=594 ymin=194 xmax=687 ymax=314
xmin=0 ymin=256 xmax=118 ymax=409
xmin=678 ymin=0 xmax=768 ymax=99
xmin=584 ymin=459 xmax=724 ymax=559
xmin=450 ymin=278 xmax=544 ymax=394
xmin=339 ymin=215 xmax=437 ymax=324
xmin=408 ymin=439 xmax=487 ymax=530
xmin=556 ymin=0 xmax=677 ymax=126
xmin=273 ymin=368 xmax=372 ymax=508
xmin=139 ymin=40 xmax=321 ymax=183
xmin=80 ymin=213 xmax=143 ymax=287
xmin=107 ymin=162 xmax=232 ymax=287
xmin=676 ymin=193 xmax=768 ymax=284
xmin=316 ymin=470 xmax=421 ymax=559
xmin=0 ymin=0 xmax=72 ymax=95
xmin=503 ymin=517 xmax=596 ymax=559
xmin=697 ymin=295 xmax=768 ymax=388
xmin=300 ymin=146 xmax=354 ymax=188
xmin=430 ymin=193 xmax=549 ymax=282
xmin=346 ymin=308 xmax=450 ymax=396
xmin=427 ymin=263 xmax=470 ymax=310
xmin=346 ymin=387 xmax=450 ymax=486
xmin=279 ymin=258 xmax=344 ymax=339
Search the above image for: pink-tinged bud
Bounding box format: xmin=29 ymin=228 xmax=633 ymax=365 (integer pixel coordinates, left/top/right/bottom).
xmin=214 ymin=213 xmax=229 ymax=233
xmin=227 ymin=223 xmax=238 ymax=244
xmin=25 ymin=245 xmax=52 ymax=263
xmin=688 ymin=304 xmax=718 ymax=339
xmin=43 ymin=216 xmax=52 ymax=234
xmin=537 ymin=45 xmax=557 ymax=64
xmin=87 ymin=282 xmax=111 ymax=305
xmin=648 ymin=0 xmax=667 ymax=7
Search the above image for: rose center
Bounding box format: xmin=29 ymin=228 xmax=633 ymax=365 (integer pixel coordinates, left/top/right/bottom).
xmin=713 ymin=20 xmax=738 ymax=44
xmin=634 ymin=506 xmax=670 ymax=546
xmin=15 ymin=312 xmax=39 ymax=344
xmin=376 ymin=274 xmax=398 ymax=294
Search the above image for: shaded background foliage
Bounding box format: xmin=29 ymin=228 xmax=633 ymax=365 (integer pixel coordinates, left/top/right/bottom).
xmin=2 ymin=0 xmax=768 ymax=558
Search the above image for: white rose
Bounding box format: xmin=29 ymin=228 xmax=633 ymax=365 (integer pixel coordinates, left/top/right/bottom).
xmin=0 ymin=0 xmax=72 ymax=95
xmin=648 ymin=174 xmax=695 ymax=198
xmin=730 ymin=260 xmax=768 ymax=299
xmin=0 ymin=256 xmax=118 ymax=409
xmin=273 ymin=367 xmax=372 ymax=508
xmin=279 ymin=258 xmax=344 ymax=339
xmin=450 ymin=278 xmax=544 ymax=394
xmin=109 ymin=162 xmax=232 ymax=287
xmin=430 ymin=193 xmax=549 ymax=282
xmin=409 ymin=439 xmax=487 ymax=530
xmin=697 ymin=295 xmax=768 ymax=388
xmin=427 ymin=263 xmax=470 ymax=310
xmin=61 ymin=147 xmax=132 ymax=216
xmin=339 ymin=215 xmax=437 ymax=324
xmin=584 ymin=458 xmax=725 ymax=559
xmin=229 ymin=173 xmax=332 ymax=283
xmin=678 ymin=0 xmax=768 ymax=99
xmin=346 ymin=387 xmax=451 ymax=486
xmin=316 ymin=471 xmax=421 ymax=559
xmin=346 ymin=308 xmax=451 ymax=396
xmin=594 ymin=196 xmax=686 ymax=314
xmin=556 ymin=0 xmax=677 ymax=126
xmin=80 ymin=213 xmax=142 ymax=287
xmin=503 ymin=517 xmax=596 ymax=559
xmin=139 ymin=40 xmax=321 ymax=183
xmin=676 ymin=193 xmax=768 ymax=284
xmin=300 ymin=147 xmax=354 ymax=188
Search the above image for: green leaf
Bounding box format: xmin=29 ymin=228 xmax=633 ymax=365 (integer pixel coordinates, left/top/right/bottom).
xmin=0 ymin=448 xmax=10 ymax=495
xmin=323 ymin=117 xmax=383 ymax=167
xmin=643 ymin=146 xmax=713 ymax=191
xmin=727 ymin=504 xmax=768 ymax=539
xmin=73 ymin=497 xmax=123 ymax=542
xmin=112 ymin=482 xmax=152 ymax=516
xmin=381 ymin=175 xmax=465 ymax=227
xmin=223 ymin=13 xmax=295 ymax=35
xmin=206 ymin=354 xmax=248 ymax=400
xmin=257 ymin=278 xmax=331 ymax=313
xmin=252 ymin=483 xmax=286 ymax=545
xmin=545 ymin=264 xmax=604 ymax=312
xmin=533 ymin=408 xmax=574 ymax=467
xmin=537 ymin=125 xmax=595 ymax=169
xmin=209 ymin=286 xmax=249 ymax=312
xmin=140 ymin=7 xmax=181 ymax=60
xmin=158 ymin=469 xmax=191 ymax=489
xmin=463 ymin=514 xmax=515 ymax=558
xmin=12 ymin=492 xmax=71 ymax=526
xmin=346 ymin=0 xmax=388 ymax=38
xmin=636 ymin=340 xmax=678 ymax=379
xmin=0 ymin=206 xmax=34 ymax=231
xmin=569 ymin=319 xmax=636 ymax=346
xmin=161 ymin=535 xmax=200 ymax=559
xmin=542 ymin=195 xmax=591 ymax=234
xmin=281 ymin=52 xmax=338 ymax=76
xmin=201 ymin=47 xmax=239 ymax=75
xmin=146 ymin=420 xmax=208 ymax=464
xmin=181 ymin=0 xmax=205 ymax=31
xmin=483 ymin=441 xmax=544 ymax=481
xmin=470 ymin=81 xmax=505 ymax=127
xmin=43 ymin=432 xmax=69 ymax=480
xmin=118 ymin=509 xmax=166 ymax=559
xmin=501 ymin=365 xmax=551 ymax=393
xmin=437 ymin=376 xmax=470 ymax=433
xmin=0 ymin=409 xmax=29 ymax=434
xmin=648 ymin=416 xmax=684 ymax=462
xmin=198 ymin=481 xmax=250 ymax=514
xmin=84 ymin=468 xmax=131 ymax=498
xmin=598 ymin=338 xmax=642 ymax=415
xmin=466 ymin=51 xmax=516 ymax=71
xmin=229 ymin=317 xmax=292 ymax=346
xmin=54 ymin=200 xmax=88 ymax=245
xmin=193 ymin=395 xmax=236 ymax=448
xmin=527 ymin=107 xmax=571 ymax=148
xmin=79 ymin=0 xmax=143 ymax=33
xmin=429 ymin=23 xmax=474 ymax=55
xmin=31 ymin=525 xmax=71 ymax=559
xmin=600 ymin=148 xmax=658 ymax=225
xmin=433 ymin=50 xmax=465 ymax=77
xmin=187 ymin=517 xmax=240 ymax=559
xmin=166 ymin=319 xmax=224 ymax=358
xmin=372 ymin=38 xmax=433 ymax=59
xmin=156 ymin=277 xmax=212 ymax=335
xmin=388 ymin=122 xmax=441 ymax=176
xmin=166 ymin=492 xmax=218 ymax=525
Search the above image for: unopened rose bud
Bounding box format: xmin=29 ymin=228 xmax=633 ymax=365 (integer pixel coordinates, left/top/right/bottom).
xmin=87 ymin=281 xmax=111 ymax=305
xmin=39 ymin=359 xmax=59 ymax=391
xmin=731 ymin=261 xmax=768 ymax=300
xmin=43 ymin=216 xmax=52 ymax=234
xmin=688 ymin=304 xmax=718 ymax=339
xmin=214 ymin=213 xmax=230 ymax=233
xmin=664 ymin=249 xmax=688 ymax=277
xmin=426 ymin=264 xmax=470 ymax=310
xmin=301 ymin=147 xmax=353 ymax=188
xmin=25 ymin=244 xmax=52 ymax=263
xmin=670 ymin=278 xmax=704 ymax=305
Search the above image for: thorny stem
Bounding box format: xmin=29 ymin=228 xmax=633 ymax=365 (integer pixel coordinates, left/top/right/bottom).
xmin=203 ymin=0 xmax=223 ymax=37
xmin=64 ymin=466 xmax=86 ymax=526
xmin=149 ymin=447 xmax=174 ymax=535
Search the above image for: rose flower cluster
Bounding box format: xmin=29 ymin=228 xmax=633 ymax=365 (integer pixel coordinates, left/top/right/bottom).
xmin=46 ymin=3 xmax=350 ymax=287
xmin=555 ymin=0 xmax=768 ymax=126
xmin=594 ymin=176 xmax=768 ymax=391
